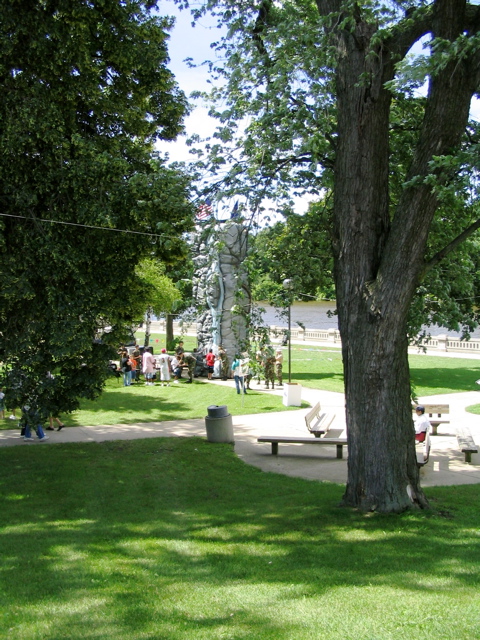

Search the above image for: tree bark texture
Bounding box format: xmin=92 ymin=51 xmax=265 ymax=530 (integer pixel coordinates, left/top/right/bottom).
xmin=322 ymin=0 xmax=480 ymax=511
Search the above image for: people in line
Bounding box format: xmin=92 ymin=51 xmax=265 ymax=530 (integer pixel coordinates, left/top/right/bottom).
xmin=275 ymin=348 xmax=283 ymax=386
xmin=182 ymin=351 xmax=197 ymax=383
xmin=120 ymin=350 xmax=132 ymax=386
xmin=175 ymin=341 xmax=185 ymax=360
xmin=264 ymin=349 xmax=276 ymax=389
xmin=205 ymin=349 xmax=215 ymax=380
xmin=142 ymin=347 xmax=156 ymax=385
xmin=218 ymin=345 xmax=229 ymax=381
xmin=171 ymin=354 xmax=182 ymax=383
xmin=157 ymin=348 xmax=172 ymax=386
xmin=0 ymin=387 xmax=4 ymax=419
xmin=255 ymin=349 xmax=265 ymax=385
xmin=128 ymin=352 xmax=138 ymax=384
xmin=231 ymin=354 xmax=248 ymax=395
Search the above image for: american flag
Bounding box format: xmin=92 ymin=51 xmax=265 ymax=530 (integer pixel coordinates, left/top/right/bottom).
xmin=230 ymin=201 xmax=239 ymax=219
xmin=196 ymin=198 xmax=213 ymax=221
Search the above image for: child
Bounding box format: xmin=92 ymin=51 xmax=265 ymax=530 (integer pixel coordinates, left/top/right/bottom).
xmin=0 ymin=388 xmax=5 ymax=419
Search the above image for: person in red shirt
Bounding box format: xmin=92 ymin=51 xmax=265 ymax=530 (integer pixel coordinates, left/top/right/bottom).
xmin=205 ymin=348 xmax=215 ymax=380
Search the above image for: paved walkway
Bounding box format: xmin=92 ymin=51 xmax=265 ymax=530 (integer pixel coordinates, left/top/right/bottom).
xmin=1 ymin=378 xmax=479 ymax=488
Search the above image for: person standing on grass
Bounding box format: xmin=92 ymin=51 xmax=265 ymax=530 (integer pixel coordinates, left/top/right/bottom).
xmin=128 ymin=353 xmax=138 ymax=384
xmin=175 ymin=341 xmax=185 ymax=360
xmin=275 ymin=348 xmax=283 ymax=386
xmin=205 ymin=348 xmax=215 ymax=380
xmin=232 ymin=354 xmax=248 ymax=395
xmin=120 ymin=350 xmax=132 ymax=386
xmin=264 ymin=349 xmax=276 ymax=390
xmin=142 ymin=347 xmax=156 ymax=386
xmin=171 ymin=354 xmax=182 ymax=383
xmin=182 ymin=352 xmax=197 ymax=383
xmin=0 ymin=387 xmax=5 ymax=419
xmin=218 ymin=345 xmax=229 ymax=381
xmin=157 ymin=348 xmax=172 ymax=386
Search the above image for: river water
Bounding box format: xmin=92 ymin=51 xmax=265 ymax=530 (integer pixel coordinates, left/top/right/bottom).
xmin=256 ymin=300 xmax=480 ymax=338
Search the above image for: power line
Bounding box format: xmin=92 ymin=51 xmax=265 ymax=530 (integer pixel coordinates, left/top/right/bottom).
xmin=0 ymin=212 xmax=184 ymax=240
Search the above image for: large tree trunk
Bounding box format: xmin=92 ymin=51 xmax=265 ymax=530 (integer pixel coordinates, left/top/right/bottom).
xmin=329 ymin=0 xmax=478 ymax=512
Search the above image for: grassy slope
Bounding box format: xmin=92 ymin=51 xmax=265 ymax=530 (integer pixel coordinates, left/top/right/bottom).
xmin=1 ymin=438 xmax=479 ymax=640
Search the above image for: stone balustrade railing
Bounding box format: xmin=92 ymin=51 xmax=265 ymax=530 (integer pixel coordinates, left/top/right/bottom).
xmin=146 ymin=320 xmax=480 ymax=354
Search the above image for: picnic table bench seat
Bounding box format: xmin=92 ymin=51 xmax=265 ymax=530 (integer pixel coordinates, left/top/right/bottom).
xmin=257 ymin=436 xmax=347 ymax=458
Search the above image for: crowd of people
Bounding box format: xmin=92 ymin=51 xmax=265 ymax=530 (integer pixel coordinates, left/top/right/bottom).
xmin=114 ymin=341 xmax=286 ymax=393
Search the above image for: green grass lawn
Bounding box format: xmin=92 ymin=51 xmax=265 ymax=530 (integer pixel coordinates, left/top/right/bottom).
xmin=2 ymin=341 xmax=478 ymax=431
xmin=465 ymin=404 xmax=480 ymax=414
xmin=71 ymin=378 xmax=307 ymax=427
xmin=1 ymin=437 xmax=479 ymax=640
xmin=0 ymin=378 xmax=308 ymax=430
xmin=288 ymin=345 xmax=480 ymax=396
xmin=135 ymin=332 xmax=197 ymax=352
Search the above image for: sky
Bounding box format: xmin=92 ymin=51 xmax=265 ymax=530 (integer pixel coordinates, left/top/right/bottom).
xmin=155 ymin=3 xmax=222 ymax=165
xmin=155 ymin=2 xmax=480 ymax=215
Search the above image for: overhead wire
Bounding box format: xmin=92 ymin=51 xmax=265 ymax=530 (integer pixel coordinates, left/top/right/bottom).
xmin=0 ymin=212 xmax=185 ymax=240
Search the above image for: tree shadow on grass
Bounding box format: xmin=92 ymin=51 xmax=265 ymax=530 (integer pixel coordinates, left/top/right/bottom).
xmin=1 ymin=438 xmax=480 ymax=639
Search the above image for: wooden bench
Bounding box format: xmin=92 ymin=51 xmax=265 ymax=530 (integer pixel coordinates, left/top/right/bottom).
xmin=412 ymin=403 xmax=449 ymax=435
xmin=305 ymin=402 xmax=336 ymax=437
xmin=257 ymin=436 xmax=348 ymax=458
xmin=416 ymin=431 xmax=431 ymax=467
xmin=456 ymin=427 xmax=478 ymax=463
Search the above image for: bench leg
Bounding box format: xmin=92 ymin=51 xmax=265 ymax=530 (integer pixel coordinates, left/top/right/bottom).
xmin=336 ymin=444 xmax=343 ymax=459
xmin=464 ymin=451 xmax=472 ymax=463
xmin=431 ymin=424 xmax=438 ymax=436
xmin=271 ymin=442 xmax=278 ymax=455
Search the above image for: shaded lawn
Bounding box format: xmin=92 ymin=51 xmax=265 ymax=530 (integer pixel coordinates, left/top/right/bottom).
xmin=0 ymin=379 xmax=306 ymax=429
xmin=1 ymin=437 xmax=479 ymax=640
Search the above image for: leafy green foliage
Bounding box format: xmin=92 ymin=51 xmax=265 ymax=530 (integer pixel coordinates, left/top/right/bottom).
xmin=249 ymin=200 xmax=335 ymax=302
xmin=0 ymin=0 xmax=194 ymax=417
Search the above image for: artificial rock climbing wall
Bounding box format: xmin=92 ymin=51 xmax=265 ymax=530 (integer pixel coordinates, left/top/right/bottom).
xmin=193 ymin=221 xmax=249 ymax=361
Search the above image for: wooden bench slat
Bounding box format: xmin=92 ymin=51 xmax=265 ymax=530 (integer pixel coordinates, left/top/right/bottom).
xmin=456 ymin=428 xmax=478 ymax=463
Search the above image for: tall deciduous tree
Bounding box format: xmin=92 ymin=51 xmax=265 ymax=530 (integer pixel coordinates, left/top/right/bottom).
xmin=188 ymin=0 xmax=480 ymax=511
xmin=0 ymin=0 xmax=194 ymax=416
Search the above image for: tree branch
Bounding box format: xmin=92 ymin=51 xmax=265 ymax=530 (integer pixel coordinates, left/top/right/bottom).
xmin=423 ymin=216 xmax=480 ymax=275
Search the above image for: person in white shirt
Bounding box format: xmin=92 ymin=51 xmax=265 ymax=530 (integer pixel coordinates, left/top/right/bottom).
xmin=142 ymin=347 xmax=156 ymax=385
xmin=157 ymin=348 xmax=172 ymax=386
xmin=414 ymin=406 xmax=431 ymax=442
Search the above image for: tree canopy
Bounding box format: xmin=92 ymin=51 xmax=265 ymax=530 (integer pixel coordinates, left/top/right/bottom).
xmin=0 ymin=0 xmax=194 ymax=417
xmin=185 ymin=0 xmax=480 ymax=512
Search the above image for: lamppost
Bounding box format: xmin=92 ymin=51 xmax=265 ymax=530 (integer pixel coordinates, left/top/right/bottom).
xmin=282 ymin=278 xmax=293 ymax=383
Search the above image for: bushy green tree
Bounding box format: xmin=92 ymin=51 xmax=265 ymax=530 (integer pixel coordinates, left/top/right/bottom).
xmin=0 ymin=0 xmax=194 ymax=417
xmin=249 ymin=201 xmax=335 ymax=302
xmin=186 ymin=0 xmax=480 ymax=511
